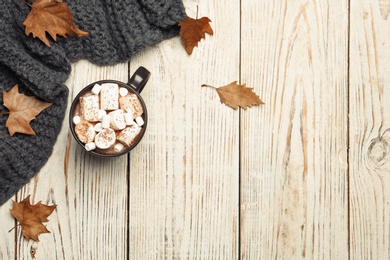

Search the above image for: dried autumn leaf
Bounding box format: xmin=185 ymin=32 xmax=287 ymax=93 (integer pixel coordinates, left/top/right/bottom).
xmin=2 ymin=84 xmax=52 ymax=136
xmin=23 ymin=0 xmax=88 ymax=46
xmin=202 ymin=81 xmax=264 ymax=109
xmin=10 ymin=195 xmax=56 ymax=241
xmin=179 ymin=16 xmax=213 ymax=54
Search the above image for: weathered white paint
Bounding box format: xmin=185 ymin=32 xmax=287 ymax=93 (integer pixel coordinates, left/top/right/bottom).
xmin=0 ymin=0 xmax=389 ymax=259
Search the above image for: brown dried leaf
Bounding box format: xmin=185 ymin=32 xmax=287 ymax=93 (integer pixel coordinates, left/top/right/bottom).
xmin=10 ymin=195 xmax=56 ymax=241
xmin=2 ymin=84 xmax=52 ymax=136
xmin=202 ymin=81 xmax=264 ymax=109
xmin=23 ymin=0 xmax=88 ymax=46
xmin=179 ymin=16 xmax=213 ymax=54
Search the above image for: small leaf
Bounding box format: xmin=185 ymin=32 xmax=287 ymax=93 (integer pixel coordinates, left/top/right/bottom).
xmin=10 ymin=195 xmax=56 ymax=241
xmin=23 ymin=0 xmax=88 ymax=46
xmin=179 ymin=16 xmax=213 ymax=54
xmin=2 ymin=84 xmax=52 ymax=136
xmin=202 ymin=81 xmax=264 ymax=109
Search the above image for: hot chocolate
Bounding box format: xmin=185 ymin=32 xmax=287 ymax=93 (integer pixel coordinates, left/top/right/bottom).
xmin=71 ymin=82 xmax=146 ymax=156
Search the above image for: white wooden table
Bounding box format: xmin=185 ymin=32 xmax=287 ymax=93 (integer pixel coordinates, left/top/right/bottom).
xmin=1 ymin=0 xmax=390 ymax=259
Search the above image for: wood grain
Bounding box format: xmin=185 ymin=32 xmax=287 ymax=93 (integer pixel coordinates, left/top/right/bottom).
xmin=0 ymin=199 xmax=15 ymax=260
xmin=128 ymin=0 xmax=240 ymax=258
xmin=240 ymin=0 xmax=349 ymax=259
xmin=350 ymin=0 xmax=390 ymax=259
xmin=1 ymin=0 xmax=390 ymax=258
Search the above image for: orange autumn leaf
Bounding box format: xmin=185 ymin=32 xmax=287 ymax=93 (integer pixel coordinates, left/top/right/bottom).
xmin=202 ymin=81 xmax=264 ymax=109
xmin=10 ymin=195 xmax=57 ymax=241
xmin=2 ymin=84 xmax=52 ymax=136
xmin=23 ymin=0 xmax=88 ymax=46
xmin=179 ymin=16 xmax=213 ymax=54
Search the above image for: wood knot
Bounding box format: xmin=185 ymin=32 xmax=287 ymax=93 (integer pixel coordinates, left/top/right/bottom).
xmin=30 ymin=246 xmax=37 ymax=258
xmin=367 ymin=129 xmax=390 ymax=170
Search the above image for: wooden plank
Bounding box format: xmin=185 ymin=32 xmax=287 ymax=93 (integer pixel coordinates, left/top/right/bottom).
xmin=349 ymin=0 xmax=390 ymax=259
xmin=0 ymin=199 xmax=15 ymax=259
xmin=240 ymin=0 xmax=349 ymax=259
xmin=15 ymin=60 xmax=130 ymax=259
xmin=128 ymin=0 xmax=240 ymax=258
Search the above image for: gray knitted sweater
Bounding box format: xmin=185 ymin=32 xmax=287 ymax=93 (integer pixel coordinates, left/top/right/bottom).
xmin=0 ymin=0 xmax=187 ymax=206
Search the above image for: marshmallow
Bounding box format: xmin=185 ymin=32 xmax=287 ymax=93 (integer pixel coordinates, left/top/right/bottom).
xmin=101 ymin=114 xmax=111 ymax=129
xmin=124 ymin=112 xmax=135 ymax=125
xmin=85 ymin=142 xmax=96 ymax=151
xmin=119 ymin=94 xmax=143 ymax=118
xmin=91 ymin=84 xmax=102 ymax=95
xmin=80 ymin=94 xmax=100 ymax=122
xmin=119 ymin=87 xmax=129 ymax=97
xmin=97 ymin=109 xmax=107 ymax=121
xmin=94 ymin=128 xmax=116 ymax=149
xmin=109 ymin=109 xmax=126 ymax=130
xmin=73 ymin=115 xmax=81 ymax=125
xmin=114 ymin=143 xmax=125 ymax=152
xmin=117 ymin=125 xmax=142 ymax=146
xmin=135 ymin=116 xmax=144 ymax=126
xmin=75 ymin=120 xmax=96 ymax=144
xmin=100 ymin=83 xmax=119 ymax=110
xmin=94 ymin=122 xmax=103 ymax=132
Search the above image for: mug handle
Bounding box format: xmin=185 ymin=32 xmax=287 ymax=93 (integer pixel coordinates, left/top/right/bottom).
xmin=127 ymin=66 xmax=151 ymax=93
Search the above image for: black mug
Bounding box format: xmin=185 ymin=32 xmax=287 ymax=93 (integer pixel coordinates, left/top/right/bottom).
xmin=69 ymin=66 xmax=150 ymax=157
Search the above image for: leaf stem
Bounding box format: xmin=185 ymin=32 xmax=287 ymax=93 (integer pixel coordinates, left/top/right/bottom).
xmin=22 ymin=0 xmax=32 ymax=7
xmin=8 ymin=224 xmax=20 ymax=233
xmin=196 ymin=5 xmax=199 ymax=19
xmin=0 ymin=112 xmax=10 ymax=115
xmin=201 ymin=84 xmax=217 ymax=89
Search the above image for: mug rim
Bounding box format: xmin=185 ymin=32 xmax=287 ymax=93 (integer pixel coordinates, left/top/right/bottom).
xmin=69 ymin=79 xmax=148 ymax=158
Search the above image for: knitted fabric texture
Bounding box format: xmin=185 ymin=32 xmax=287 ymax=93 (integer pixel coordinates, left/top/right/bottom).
xmin=0 ymin=0 xmax=187 ymax=206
